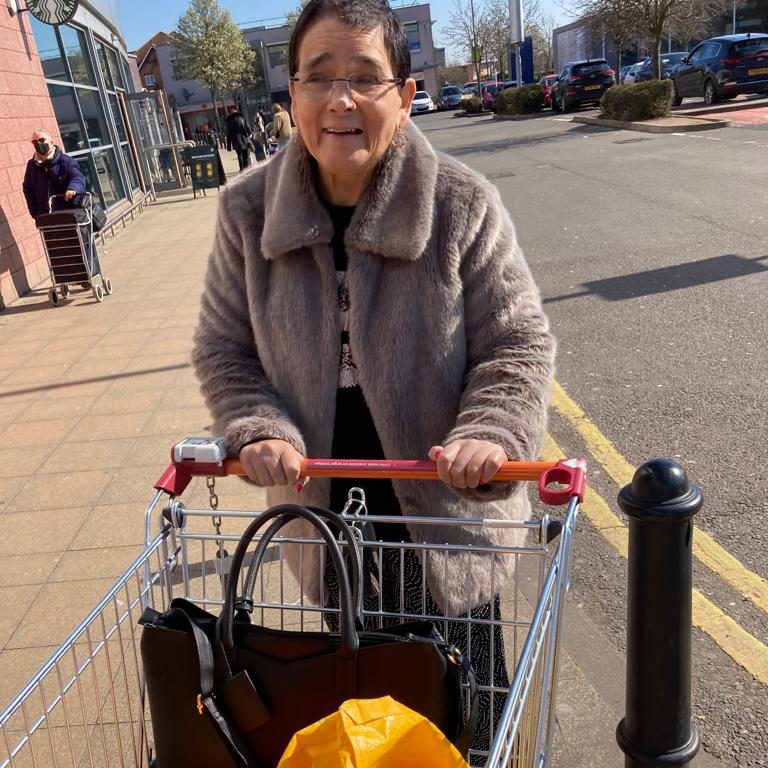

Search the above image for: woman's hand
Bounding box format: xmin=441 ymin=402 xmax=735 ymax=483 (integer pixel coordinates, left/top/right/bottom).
xmin=240 ymin=439 xmax=307 ymax=489
xmin=428 ymin=440 xmax=507 ymax=489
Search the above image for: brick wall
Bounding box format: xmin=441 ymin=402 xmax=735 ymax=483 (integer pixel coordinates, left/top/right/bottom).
xmin=0 ymin=10 xmax=58 ymax=309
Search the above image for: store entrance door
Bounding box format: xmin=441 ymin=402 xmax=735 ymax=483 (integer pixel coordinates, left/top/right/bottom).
xmin=123 ymin=90 xmax=188 ymax=193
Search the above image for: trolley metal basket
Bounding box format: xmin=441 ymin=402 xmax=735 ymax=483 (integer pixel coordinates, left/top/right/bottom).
xmin=0 ymin=447 xmax=584 ymax=768
xmin=36 ymin=193 xmax=113 ymax=305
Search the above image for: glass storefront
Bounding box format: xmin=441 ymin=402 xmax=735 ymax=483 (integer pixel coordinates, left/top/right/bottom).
xmin=29 ymin=14 xmax=140 ymax=211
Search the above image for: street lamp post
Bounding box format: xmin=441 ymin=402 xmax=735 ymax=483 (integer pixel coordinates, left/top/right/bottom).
xmin=732 ymin=0 xmax=737 ymax=33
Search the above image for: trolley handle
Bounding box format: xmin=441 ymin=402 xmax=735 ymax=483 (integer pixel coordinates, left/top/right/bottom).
xmin=48 ymin=191 xmax=91 ymax=214
xmin=155 ymin=439 xmax=586 ymax=505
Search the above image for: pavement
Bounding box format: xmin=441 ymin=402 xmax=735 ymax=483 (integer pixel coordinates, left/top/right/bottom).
xmin=0 ymin=148 xmax=721 ymax=766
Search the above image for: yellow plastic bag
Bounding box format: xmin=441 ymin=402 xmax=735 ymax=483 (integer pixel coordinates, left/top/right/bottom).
xmin=277 ymin=696 xmax=470 ymax=768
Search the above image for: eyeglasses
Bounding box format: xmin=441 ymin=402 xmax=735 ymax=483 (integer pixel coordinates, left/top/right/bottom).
xmin=290 ymin=75 xmax=402 ymax=99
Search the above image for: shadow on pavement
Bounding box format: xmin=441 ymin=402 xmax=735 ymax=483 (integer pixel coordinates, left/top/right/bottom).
xmin=444 ymin=124 xmax=608 ymax=156
xmin=544 ymin=254 xmax=768 ymax=304
xmin=0 ymin=362 xmax=191 ymax=399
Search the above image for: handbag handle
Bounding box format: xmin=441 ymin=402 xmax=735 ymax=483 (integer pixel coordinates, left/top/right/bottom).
xmin=217 ymin=504 xmax=360 ymax=661
xmin=237 ymin=506 xmax=365 ymax=623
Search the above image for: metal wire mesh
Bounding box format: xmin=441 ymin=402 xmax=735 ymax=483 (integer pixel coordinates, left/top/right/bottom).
xmin=0 ymin=493 xmax=577 ymax=768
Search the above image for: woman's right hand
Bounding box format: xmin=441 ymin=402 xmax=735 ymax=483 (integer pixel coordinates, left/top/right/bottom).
xmin=239 ymin=439 xmax=307 ymax=489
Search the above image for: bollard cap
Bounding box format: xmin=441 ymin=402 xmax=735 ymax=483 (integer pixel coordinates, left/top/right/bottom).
xmin=618 ymin=458 xmax=703 ymax=523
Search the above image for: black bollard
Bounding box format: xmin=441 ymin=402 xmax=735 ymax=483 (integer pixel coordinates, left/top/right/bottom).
xmin=615 ymin=459 xmax=703 ymax=768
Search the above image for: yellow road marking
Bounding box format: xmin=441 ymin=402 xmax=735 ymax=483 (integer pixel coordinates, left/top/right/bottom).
xmin=543 ymin=434 xmax=768 ymax=686
xmin=550 ymin=380 xmax=768 ymax=615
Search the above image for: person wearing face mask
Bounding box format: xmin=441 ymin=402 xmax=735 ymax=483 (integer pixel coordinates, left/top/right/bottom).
xmin=22 ymin=129 xmax=86 ymax=219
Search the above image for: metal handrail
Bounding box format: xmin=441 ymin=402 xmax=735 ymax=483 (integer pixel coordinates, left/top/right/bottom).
xmin=95 ymin=190 xmax=155 ymax=245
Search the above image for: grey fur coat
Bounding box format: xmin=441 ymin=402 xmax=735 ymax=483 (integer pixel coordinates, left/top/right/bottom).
xmin=191 ymin=121 xmax=556 ymax=615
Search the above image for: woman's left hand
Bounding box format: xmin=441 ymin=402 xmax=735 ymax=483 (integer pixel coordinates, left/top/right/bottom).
xmin=428 ymin=440 xmax=507 ymax=489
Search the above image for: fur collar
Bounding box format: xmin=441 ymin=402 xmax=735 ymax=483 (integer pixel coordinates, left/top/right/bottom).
xmin=261 ymin=121 xmax=438 ymax=261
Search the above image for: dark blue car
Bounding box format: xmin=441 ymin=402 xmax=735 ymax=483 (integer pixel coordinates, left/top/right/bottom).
xmin=669 ymin=33 xmax=768 ymax=105
xmin=551 ymin=59 xmax=616 ymax=112
xmin=437 ymin=85 xmax=463 ymax=110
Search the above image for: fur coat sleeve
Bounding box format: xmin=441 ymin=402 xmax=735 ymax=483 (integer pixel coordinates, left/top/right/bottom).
xmin=191 ymin=196 xmax=307 ymax=457
xmin=442 ymin=176 xmax=554 ymax=501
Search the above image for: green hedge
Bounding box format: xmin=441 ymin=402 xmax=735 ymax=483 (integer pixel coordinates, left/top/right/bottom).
xmin=600 ymin=79 xmax=673 ymax=121
xmin=497 ymin=84 xmax=545 ymax=115
xmin=463 ymin=96 xmax=483 ymax=114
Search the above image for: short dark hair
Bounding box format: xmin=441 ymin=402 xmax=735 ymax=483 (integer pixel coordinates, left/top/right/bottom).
xmin=289 ymin=0 xmax=410 ymax=84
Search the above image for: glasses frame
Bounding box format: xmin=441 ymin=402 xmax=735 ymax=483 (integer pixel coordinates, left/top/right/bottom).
xmin=289 ymin=76 xmax=403 ymax=99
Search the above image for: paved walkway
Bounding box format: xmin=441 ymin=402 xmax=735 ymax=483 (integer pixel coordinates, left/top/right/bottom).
xmin=0 ymin=151 xmax=259 ymax=707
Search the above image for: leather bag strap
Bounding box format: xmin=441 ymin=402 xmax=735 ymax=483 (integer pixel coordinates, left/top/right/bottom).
xmin=454 ymin=651 xmax=479 ymax=757
xmin=169 ymin=607 xmax=255 ymax=767
xmin=238 ymin=506 xmax=364 ymax=623
xmin=217 ymin=504 xmax=359 ymax=661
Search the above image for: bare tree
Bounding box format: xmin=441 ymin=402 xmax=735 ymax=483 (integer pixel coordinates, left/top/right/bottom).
xmin=564 ymin=0 xmax=730 ymax=77
xmin=528 ymin=13 xmax=558 ymax=73
xmin=441 ymin=0 xmax=493 ymax=92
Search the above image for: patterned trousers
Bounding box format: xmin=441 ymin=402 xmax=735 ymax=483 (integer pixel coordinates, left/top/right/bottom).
xmin=323 ymin=545 xmax=509 ymax=761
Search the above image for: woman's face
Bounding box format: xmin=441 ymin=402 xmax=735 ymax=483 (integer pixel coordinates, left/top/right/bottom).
xmin=289 ymin=16 xmax=415 ymax=204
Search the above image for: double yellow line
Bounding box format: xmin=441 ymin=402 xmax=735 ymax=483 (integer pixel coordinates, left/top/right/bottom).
xmin=548 ymin=380 xmax=768 ymax=686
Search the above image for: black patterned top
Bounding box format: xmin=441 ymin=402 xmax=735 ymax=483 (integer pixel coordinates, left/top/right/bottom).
xmin=325 ymin=203 xmax=408 ymax=543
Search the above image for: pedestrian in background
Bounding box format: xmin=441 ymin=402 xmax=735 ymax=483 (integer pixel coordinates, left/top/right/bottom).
xmin=270 ymin=103 xmax=293 ymax=149
xmin=192 ymin=0 xmax=554 ymax=755
xmin=225 ymin=108 xmax=251 ymax=171
xmin=22 ymin=129 xmax=85 ymax=219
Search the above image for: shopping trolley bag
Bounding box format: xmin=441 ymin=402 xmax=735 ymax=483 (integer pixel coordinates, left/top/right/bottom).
xmin=139 ymin=504 xmax=477 ymax=768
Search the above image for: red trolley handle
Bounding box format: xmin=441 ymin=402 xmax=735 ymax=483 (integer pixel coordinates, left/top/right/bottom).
xmin=155 ymin=456 xmax=586 ymax=505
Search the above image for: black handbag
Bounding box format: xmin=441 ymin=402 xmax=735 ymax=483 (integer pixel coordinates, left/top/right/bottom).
xmin=140 ymin=504 xmax=477 ymax=767
xmin=90 ymin=201 xmax=107 ymax=232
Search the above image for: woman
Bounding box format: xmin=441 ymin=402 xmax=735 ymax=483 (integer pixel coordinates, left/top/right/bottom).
xmin=192 ymin=0 xmax=555 ymax=755
xmin=270 ymin=102 xmax=294 ymax=149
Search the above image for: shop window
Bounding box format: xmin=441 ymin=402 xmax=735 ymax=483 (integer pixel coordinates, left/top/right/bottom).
xmin=48 ymin=84 xmax=87 ymax=152
xmin=59 ymin=25 xmax=97 ymax=86
xmin=404 ymin=22 xmax=421 ymax=53
xmin=267 ymin=44 xmax=289 ymax=68
xmin=121 ymin=143 xmax=139 ymax=191
xmin=105 ymin=46 xmax=125 ymax=90
xmin=29 ymin=15 xmax=68 ymax=81
xmin=76 ymin=87 xmax=110 ymax=148
xmin=93 ymin=148 xmax=125 ymax=207
xmin=95 ymin=41 xmax=114 ymax=90
xmin=109 ymin=94 xmax=127 ymax=142
xmin=74 ymin=154 xmax=101 ymax=206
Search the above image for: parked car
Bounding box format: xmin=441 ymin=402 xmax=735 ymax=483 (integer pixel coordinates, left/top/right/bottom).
xmin=437 ymin=85 xmax=463 ymax=110
xmin=538 ymin=73 xmax=558 ymax=107
xmin=634 ymin=52 xmax=689 ymax=81
xmin=481 ymin=81 xmax=500 ymax=109
xmin=622 ymin=62 xmax=644 ymax=85
xmin=669 ymin=33 xmax=768 ymax=105
xmin=491 ymin=80 xmax=518 ymax=111
xmin=410 ymin=90 xmax=435 ymax=114
xmin=461 ymin=81 xmax=479 ymax=100
xmin=551 ymin=59 xmax=616 ymax=112
xmin=619 ymin=65 xmax=632 ymax=84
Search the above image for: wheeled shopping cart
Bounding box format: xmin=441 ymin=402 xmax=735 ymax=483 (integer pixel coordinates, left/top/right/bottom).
xmin=0 ymin=443 xmax=584 ymax=768
xmin=36 ymin=192 xmax=113 ymax=305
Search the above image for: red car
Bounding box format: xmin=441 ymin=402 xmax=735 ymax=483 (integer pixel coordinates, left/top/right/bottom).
xmin=539 ymin=73 xmax=559 ymax=108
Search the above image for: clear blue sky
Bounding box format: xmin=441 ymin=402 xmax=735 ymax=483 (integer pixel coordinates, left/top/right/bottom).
xmin=119 ymin=0 xmax=569 ymax=59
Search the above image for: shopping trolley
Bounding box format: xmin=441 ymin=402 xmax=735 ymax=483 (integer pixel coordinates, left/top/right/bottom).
xmin=0 ymin=441 xmax=584 ymax=768
xmin=36 ymin=193 xmax=113 ymax=306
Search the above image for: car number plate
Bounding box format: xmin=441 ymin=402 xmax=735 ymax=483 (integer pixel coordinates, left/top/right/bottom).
xmin=748 ymin=67 xmax=768 ymax=76
xmin=584 ymin=84 xmax=601 ymax=90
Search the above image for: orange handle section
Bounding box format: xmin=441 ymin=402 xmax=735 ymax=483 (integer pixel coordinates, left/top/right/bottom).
xmin=221 ymin=457 xmax=558 ymax=482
